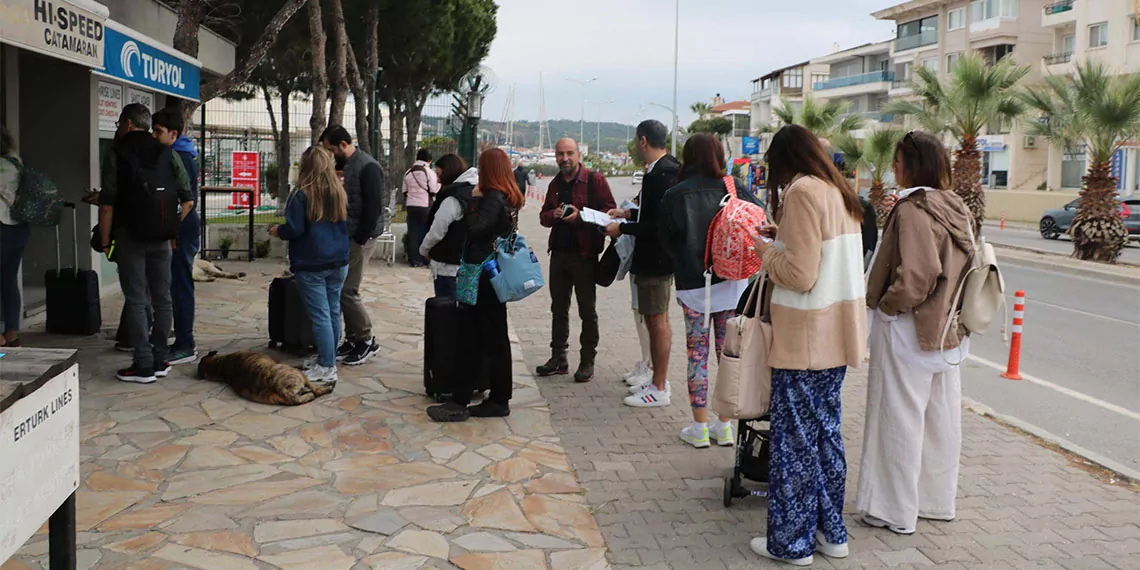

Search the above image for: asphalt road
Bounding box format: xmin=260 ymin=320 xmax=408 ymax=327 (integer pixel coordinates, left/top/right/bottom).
xmin=599 ymin=175 xmax=1140 ymax=473
xmin=983 ymin=222 xmax=1140 ymax=266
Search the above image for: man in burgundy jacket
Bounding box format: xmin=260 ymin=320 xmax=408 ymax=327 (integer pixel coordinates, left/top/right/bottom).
xmin=537 ymin=138 xmax=617 ymax=383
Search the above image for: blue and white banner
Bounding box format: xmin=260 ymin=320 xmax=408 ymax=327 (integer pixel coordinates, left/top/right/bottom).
xmin=1111 ymin=148 xmax=1125 ymax=190
xmin=742 ymin=136 xmax=760 ymax=155
xmin=101 ymin=22 xmax=200 ymax=101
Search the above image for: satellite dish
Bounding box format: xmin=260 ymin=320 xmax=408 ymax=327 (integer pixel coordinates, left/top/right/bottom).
xmin=458 ymin=65 xmax=497 ymax=96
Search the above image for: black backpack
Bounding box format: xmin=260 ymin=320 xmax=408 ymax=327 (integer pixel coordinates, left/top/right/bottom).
xmin=116 ymin=145 xmax=181 ymax=241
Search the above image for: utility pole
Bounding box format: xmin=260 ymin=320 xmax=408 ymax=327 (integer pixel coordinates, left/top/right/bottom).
xmin=671 ymin=0 xmax=680 ymax=156
xmin=565 ymin=76 xmax=597 ymax=148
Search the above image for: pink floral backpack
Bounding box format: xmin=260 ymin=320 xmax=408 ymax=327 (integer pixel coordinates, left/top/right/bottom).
xmin=704 ymin=176 xmax=768 ymax=281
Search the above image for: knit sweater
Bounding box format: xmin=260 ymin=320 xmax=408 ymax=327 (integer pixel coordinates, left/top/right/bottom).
xmin=761 ymin=175 xmax=867 ymax=370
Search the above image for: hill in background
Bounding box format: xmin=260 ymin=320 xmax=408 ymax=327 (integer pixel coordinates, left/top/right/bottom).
xmin=420 ymin=117 xmax=636 ymax=154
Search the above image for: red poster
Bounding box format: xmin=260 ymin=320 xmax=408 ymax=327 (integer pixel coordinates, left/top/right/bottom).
xmin=230 ymin=151 xmax=262 ymax=208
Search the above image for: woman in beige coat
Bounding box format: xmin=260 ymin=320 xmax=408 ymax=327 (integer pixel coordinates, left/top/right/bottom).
xmin=857 ymin=131 xmax=975 ymax=535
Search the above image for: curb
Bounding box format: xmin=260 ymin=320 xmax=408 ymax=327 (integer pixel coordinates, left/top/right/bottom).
xmin=962 ymin=396 xmax=1140 ymax=485
xmin=992 ymin=244 xmax=1140 ymax=286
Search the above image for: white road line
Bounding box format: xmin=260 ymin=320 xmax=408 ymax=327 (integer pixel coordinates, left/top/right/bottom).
xmin=966 ymin=354 xmax=1140 ymax=422
xmin=1013 ymin=296 xmax=1140 ymax=327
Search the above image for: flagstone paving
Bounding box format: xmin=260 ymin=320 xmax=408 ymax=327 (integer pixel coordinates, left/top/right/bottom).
xmin=3 ymin=261 xmax=606 ymax=570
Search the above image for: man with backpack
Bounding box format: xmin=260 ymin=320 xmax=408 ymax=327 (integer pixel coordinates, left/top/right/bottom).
xmin=401 ymin=148 xmax=439 ymax=268
xmin=537 ymin=138 xmax=616 ymax=383
xmin=152 ymin=106 xmax=201 ymax=365
xmin=604 ymin=120 xmax=681 ymax=399
xmin=99 ymin=103 xmax=194 ymax=383
xmin=319 ymin=125 xmax=384 ymax=366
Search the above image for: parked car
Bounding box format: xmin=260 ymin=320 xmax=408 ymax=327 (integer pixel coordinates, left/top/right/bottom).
xmin=632 ymin=171 xmax=644 ymax=185
xmin=1040 ymin=196 xmax=1140 ymax=240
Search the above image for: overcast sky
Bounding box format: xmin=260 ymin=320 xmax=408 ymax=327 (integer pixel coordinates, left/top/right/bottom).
xmin=480 ymin=0 xmax=898 ymax=130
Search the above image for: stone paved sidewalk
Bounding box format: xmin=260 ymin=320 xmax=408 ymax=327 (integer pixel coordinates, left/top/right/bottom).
xmin=3 ymin=260 xmax=606 ymax=570
xmin=509 ymin=204 xmax=1140 ymax=570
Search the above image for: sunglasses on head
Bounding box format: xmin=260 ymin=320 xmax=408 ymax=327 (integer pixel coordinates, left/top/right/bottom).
xmin=904 ymin=130 xmax=923 ymax=165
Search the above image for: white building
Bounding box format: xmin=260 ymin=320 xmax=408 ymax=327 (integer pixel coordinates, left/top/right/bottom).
xmin=749 ymin=60 xmax=832 ymax=139
xmin=809 ymin=40 xmax=897 ymax=137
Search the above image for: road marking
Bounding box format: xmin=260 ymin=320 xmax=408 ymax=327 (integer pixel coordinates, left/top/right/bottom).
xmin=1010 ymin=295 xmax=1140 ymax=327
xmin=966 ymin=354 xmax=1140 ymax=421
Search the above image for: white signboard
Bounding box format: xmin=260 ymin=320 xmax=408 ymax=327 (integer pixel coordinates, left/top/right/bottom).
xmin=127 ymin=87 xmax=155 ymax=113
xmin=0 ymin=365 xmax=80 ymax=563
xmin=97 ymin=81 xmax=123 ymax=135
xmin=0 ymin=0 xmax=106 ymax=69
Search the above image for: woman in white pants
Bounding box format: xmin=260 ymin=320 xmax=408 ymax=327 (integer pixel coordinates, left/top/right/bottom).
xmin=858 ymin=131 xmax=975 ymax=536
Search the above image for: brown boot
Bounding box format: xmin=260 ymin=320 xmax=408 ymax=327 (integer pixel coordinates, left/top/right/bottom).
xmin=536 ymin=354 xmax=569 ymax=377
xmin=574 ymin=361 xmax=594 ymax=383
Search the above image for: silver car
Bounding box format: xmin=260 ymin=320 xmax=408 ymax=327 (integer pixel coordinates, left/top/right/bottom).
xmin=1039 ymin=196 xmax=1140 ymax=240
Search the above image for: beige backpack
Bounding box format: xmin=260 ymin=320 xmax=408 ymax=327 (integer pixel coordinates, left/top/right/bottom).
xmin=941 ymin=210 xmax=1007 ymax=364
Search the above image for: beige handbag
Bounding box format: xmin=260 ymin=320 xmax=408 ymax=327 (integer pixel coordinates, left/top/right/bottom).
xmin=713 ymin=273 xmax=773 ymax=420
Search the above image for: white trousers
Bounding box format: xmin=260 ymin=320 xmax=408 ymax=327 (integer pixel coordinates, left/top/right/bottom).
xmin=856 ymin=315 xmax=962 ymax=529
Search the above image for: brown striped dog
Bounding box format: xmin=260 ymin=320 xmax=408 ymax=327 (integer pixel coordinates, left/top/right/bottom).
xmin=198 ymin=351 xmax=332 ymax=405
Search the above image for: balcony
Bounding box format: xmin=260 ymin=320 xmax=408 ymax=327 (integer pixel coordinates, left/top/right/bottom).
xmin=813 ymin=71 xmax=895 ymax=91
xmin=1042 ymin=52 xmax=1075 ymax=75
xmin=1043 ymin=0 xmax=1077 ymax=27
xmin=896 ymin=31 xmax=938 ymax=52
xmin=1043 ymin=52 xmax=1072 ymax=65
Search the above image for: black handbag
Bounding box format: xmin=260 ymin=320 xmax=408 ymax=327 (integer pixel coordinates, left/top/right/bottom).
xmin=596 ymin=238 xmax=620 ymax=287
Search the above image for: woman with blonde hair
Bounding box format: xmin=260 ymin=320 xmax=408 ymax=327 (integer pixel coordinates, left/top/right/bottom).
xmin=270 ymin=146 xmax=350 ymax=386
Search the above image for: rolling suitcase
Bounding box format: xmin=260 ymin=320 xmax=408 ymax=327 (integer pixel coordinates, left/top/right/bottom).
xmin=424 ymin=296 xmax=489 ymax=402
xmin=268 ymin=276 xmax=314 ymax=355
xmin=46 ymin=203 xmax=102 ymax=335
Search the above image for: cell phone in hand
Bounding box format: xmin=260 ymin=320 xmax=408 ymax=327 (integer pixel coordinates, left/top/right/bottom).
xmin=561 ymin=204 xmax=573 ymax=218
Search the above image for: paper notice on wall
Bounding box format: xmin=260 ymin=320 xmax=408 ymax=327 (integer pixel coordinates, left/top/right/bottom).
xmin=127 ymin=88 xmax=155 ymax=113
xmin=98 ymin=81 xmax=123 ymax=135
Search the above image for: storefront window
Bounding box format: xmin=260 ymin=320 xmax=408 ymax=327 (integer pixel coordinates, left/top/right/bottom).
xmin=1061 ymin=150 xmax=1086 ymax=189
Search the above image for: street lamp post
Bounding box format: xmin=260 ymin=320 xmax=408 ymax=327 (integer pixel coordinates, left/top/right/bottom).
xmin=589 ymin=99 xmax=614 ymax=158
xmin=565 ymin=76 xmax=598 ymax=147
xmin=671 ymin=0 xmax=680 ymax=156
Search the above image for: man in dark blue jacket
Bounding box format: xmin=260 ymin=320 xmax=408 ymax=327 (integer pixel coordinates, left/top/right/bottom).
xmin=153 ymin=107 xmax=200 ymax=365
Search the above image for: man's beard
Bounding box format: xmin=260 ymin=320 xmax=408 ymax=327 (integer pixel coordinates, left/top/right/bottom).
xmin=335 ymin=154 xmax=347 ymax=171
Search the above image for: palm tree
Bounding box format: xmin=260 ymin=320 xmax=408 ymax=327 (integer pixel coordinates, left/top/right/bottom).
xmin=886 ymin=53 xmax=1029 ymax=233
xmin=690 ymin=102 xmax=712 ymax=118
xmin=1022 ymin=63 xmax=1140 ymax=262
xmin=773 ymin=95 xmax=864 ymax=139
xmin=834 ymin=129 xmax=904 ymax=226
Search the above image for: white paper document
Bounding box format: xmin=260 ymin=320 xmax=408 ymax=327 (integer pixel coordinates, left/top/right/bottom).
xmin=580 ymin=207 xmax=625 ymax=227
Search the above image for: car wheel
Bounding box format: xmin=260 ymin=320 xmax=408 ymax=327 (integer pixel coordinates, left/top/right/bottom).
xmin=1040 ymin=217 xmax=1060 ymax=240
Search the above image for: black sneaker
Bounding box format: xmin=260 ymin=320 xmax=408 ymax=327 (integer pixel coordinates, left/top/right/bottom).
xmin=154 ymin=362 xmax=173 ymax=378
xmin=469 ymin=400 xmax=510 ymax=418
xmin=169 ymin=348 xmax=198 ymax=365
xmin=336 ymin=341 xmax=354 ymax=361
xmin=427 ymin=401 xmax=470 ymax=423
xmin=343 ymin=338 xmax=380 ymax=366
xmin=116 ymin=365 xmax=157 ymax=384
xmin=536 ymin=357 xmax=569 ymax=377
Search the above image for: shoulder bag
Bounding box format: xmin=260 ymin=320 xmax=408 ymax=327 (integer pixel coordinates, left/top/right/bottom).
xmin=712 ymin=271 xmax=773 ymax=420
xmin=490 ymin=211 xmax=545 ymax=303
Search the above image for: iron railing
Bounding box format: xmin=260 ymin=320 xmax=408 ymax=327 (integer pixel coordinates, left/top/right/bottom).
xmin=1044 ymin=0 xmax=1075 ymax=16
xmin=896 ymin=30 xmax=938 ymax=52
xmin=1044 ymin=52 xmax=1074 ymax=65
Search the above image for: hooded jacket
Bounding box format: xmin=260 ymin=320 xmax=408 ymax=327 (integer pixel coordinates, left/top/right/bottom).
xmin=172 ymin=136 xmax=200 ymax=244
xmin=422 ymin=168 xmax=478 ymax=266
xmin=866 ymin=187 xmax=974 ymax=351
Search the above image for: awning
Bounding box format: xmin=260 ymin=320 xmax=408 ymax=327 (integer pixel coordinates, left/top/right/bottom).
xmin=0 ymin=0 xmax=109 ymax=69
xmin=94 ymin=20 xmax=202 ymax=102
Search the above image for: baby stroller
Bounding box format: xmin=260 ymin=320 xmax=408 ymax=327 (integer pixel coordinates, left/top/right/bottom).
xmin=723 ymin=414 xmax=771 ymax=506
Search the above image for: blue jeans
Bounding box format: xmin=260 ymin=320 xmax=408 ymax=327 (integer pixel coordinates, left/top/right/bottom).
xmin=171 ymin=224 xmax=199 ymax=351
xmin=433 ymin=275 xmax=457 ymax=298
xmin=0 ymin=223 xmax=31 ymax=333
xmin=294 ymin=266 xmax=348 ymax=368
xmin=406 ymin=206 xmax=429 ymax=266
xmin=767 ymin=366 xmax=849 ymax=559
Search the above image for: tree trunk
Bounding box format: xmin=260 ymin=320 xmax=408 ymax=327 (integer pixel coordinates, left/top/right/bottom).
xmin=388 ymin=98 xmax=407 ymax=179
xmin=327 ymin=0 xmax=349 ymax=128
xmin=279 ymin=87 xmax=293 ymax=215
xmin=364 ymin=4 xmax=380 ymax=159
xmin=171 ymin=0 xmax=205 ymax=131
xmin=403 ymin=93 xmax=427 ymax=170
xmin=869 ymin=179 xmax=894 ymax=228
xmin=1070 ymin=160 xmax=1128 ymax=263
xmin=198 ymin=0 xmax=308 ymax=105
xmin=307 ymin=0 xmax=329 ymax=145
xmin=346 ymin=42 xmax=371 ymax=156
xmin=952 ymin=134 xmax=984 ymax=235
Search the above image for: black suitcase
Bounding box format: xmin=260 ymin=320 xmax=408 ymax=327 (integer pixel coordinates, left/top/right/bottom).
xmin=424 ymin=296 xmax=489 ymax=402
xmin=46 ymin=203 xmax=102 ymax=335
xmin=268 ymin=276 xmax=314 ymax=354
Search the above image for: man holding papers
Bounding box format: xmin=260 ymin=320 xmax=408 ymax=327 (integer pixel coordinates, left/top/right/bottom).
xmin=606 ymin=120 xmax=681 ymax=406
xmin=538 ymin=138 xmax=617 ymax=383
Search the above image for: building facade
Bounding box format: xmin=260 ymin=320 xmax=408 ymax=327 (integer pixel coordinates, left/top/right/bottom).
xmin=810 ymin=40 xmax=897 ymax=137
xmin=749 ymin=60 xmax=832 ymax=140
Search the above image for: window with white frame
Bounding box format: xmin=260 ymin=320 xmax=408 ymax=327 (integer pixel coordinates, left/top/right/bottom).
xmin=1132 ymin=16 xmax=1140 ymax=42
xmin=922 ymin=57 xmax=938 ymax=72
xmin=947 ymin=52 xmax=961 ymax=71
xmin=1089 ymin=22 xmax=1109 ymax=48
xmin=970 ymin=0 xmax=1018 ymax=22
xmin=782 ymin=68 xmax=803 ymax=89
xmin=1062 ymin=33 xmax=1075 ymax=53
xmin=948 ymin=8 xmax=965 ymax=30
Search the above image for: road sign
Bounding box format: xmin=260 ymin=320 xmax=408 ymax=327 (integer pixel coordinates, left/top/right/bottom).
xmin=742 ymin=136 xmax=760 ymax=155
xmin=230 ymin=151 xmax=262 ymax=209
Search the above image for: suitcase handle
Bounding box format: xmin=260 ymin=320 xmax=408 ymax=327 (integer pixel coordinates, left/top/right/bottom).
xmin=55 ymin=202 xmax=79 ymax=272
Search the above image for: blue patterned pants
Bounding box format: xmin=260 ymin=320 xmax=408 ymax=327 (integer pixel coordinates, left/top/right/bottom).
xmin=767 ymin=366 xmax=848 ymax=559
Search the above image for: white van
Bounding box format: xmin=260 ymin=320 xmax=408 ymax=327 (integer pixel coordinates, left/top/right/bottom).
xmin=632 ymin=171 xmax=644 ymax=185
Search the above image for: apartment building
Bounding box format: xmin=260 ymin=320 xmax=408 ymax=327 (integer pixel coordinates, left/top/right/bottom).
xmin=749 ymin=60 xmax=831 ymax=140
xmin=809 ymin=40 xmax=897 ymax=137
xmin=1041 ymin=0 xmax=1140 ymax=193
xmin=874 ymin=0 xmax=1054 ymax=191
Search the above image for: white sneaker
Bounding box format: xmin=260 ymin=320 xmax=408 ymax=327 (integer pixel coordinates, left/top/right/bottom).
xmin=304 ymin=364 xmax=338 ymax=383
xmin=628 ymin=379 xmax=655 ymax=394
xmin=622 ymin=361 xmax=649 ymax=381
xmin=710 ymin=420 xmax=735 ymax=446
xmin=623 ymin=385 xmax=670 ymax=407
xmin=861 ymin=513 xmax=915 ymax=535
xmin=679 ymin=424 xmax=710 ymax=448
xmin=815 ymin=531 xmax=849 ymax=559
xmin=624 ymin=370 xmax=652 ymax=387
xmin=749 ymin=537 xmax=813 ymax=566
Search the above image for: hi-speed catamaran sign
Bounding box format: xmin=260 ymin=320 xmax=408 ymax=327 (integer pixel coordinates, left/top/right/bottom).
xmin=100 ymin=20 xmax=201 ymax=101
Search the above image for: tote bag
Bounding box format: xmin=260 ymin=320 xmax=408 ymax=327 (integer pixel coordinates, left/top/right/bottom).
xmin=712 ymin=272 xmax=773 ymax=420
xmin=490 ymin=232 xmax=545 ymax=303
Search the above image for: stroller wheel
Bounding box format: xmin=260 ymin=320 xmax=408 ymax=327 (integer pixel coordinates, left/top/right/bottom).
xmin=723 ymin=477 xmax=733 ymax=507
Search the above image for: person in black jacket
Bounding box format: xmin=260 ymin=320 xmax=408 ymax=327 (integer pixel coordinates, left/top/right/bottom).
xmin=605 ymin=120 xmax=681 ymax=400
xmin=859 ymin=195 xmax=879 ymax=269
xmin=427 ymin=148 xmax=524 ymax=423
xmin=420 ymin=154 xmax=478 ymax=297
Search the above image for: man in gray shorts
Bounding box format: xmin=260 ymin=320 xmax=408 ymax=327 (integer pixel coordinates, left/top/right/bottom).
xmin=606 ymin=120 xmax=681 ymax=405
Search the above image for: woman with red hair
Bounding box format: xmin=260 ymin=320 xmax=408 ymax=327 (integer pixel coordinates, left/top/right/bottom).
xmin=428 ymin=148 xmax=525 ymax=423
